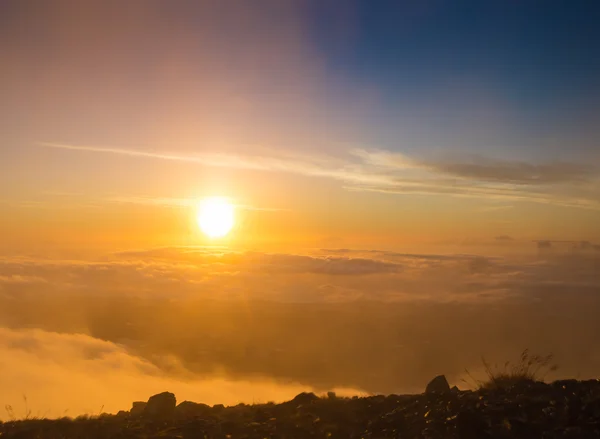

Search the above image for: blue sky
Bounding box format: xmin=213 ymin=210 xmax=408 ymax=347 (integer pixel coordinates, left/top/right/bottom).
xmin=2 ymin=0 xmax=600 ymax=159
xmin=307 ymin=0 xmax=600 ymax=158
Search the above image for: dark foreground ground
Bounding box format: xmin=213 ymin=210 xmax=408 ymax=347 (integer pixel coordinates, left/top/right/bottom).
xmin=2 ymin=379 xmax=600 ymax=439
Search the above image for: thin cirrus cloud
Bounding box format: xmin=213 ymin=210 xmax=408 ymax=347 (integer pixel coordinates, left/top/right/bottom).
xmin=106 ymin=195 xmax=287 ymax=212
xmin=352 ymin=149 xmax=595 ymax=185
xmin=433 ymin=159 xmax=593 ymax=185
xmin=37 ymin=142 xmax=600 ymax=210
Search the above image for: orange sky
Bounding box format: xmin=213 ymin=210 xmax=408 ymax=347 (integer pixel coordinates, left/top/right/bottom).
xmin=1 ymin=1 xmax=600 ymax=257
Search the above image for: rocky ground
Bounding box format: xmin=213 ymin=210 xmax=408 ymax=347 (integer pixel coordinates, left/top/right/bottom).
xmin=2 ymin=376 xmax=600 ymax=438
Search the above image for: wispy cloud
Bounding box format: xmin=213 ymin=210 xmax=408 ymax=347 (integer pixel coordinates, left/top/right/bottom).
xmin=106 ymin=195 xmax=287 ymax=212
xmin=37 ymin=142 xmax=395 ymax=187
xmin=353 ymin=149 xmax=595 ymax=185
xmin=39 ymin=142 xmax=288 ymax=171
xmin=37 ymin=142 xmax=600 ymax=210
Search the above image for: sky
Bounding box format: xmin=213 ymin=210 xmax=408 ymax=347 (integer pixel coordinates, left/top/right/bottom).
xmin=1 ymin=0 xmax=600 ymax=418
xmin=1 ymin=0 xmax=600 ymax=254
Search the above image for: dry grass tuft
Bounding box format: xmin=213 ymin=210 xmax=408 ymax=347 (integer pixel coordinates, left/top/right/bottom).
xmin=463 ymin=349 xmax=559 ymax=390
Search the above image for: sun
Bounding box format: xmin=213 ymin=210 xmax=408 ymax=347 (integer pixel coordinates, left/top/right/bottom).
xmin=196 ymin=197 xmax=235 ymax=238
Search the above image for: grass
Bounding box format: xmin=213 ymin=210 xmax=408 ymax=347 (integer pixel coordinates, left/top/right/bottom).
xmin=3 ymin=396 xmax=77 ymax=422
xmin=463 ymin=349 xmax=559 ymax=390
xmin=4 ymin=395 xmax=33 ymax=422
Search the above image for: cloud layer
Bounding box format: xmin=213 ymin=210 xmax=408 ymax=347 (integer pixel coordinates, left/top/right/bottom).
xmin=0 ymin=326 xmax=362 ymax=420
xmin=1 ymin=246 xmax=600 ymax=415
xmin=2 ymin=246 xmax=600 ymax=303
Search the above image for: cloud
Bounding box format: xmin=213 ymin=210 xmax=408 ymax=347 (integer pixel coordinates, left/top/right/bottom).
xmin=36 ymin=142 xmax=389 ymax=187
xmin=350 ymin=149 xmax=600 ymax=208
xmin=1 ymin=247 xmax=600 ymax=407
xmin=347 ymin=179 xmax=600 ymax=210
xmin=106 ymin=195 xmax=287 ymax=212
xmin=428 ymin=156 xmax=594 ymax=185
xmin=112 ymin=247 xmax=402 ymax=275
xmin=0 ymin=250 xmax=403 ymax=307
xmin=2 ymin=246 xmax=599 ymax=305
xmin=0 ymin=326 xmax=362 ymax=420
xmin=37 ymin=142 xmax=292 ymax=171
xmin=352 ymin=149 xmax=596 ymax=185
xmin=236 ymin=252 xmax=401 ymax=276
xmin=37 ymin=142 xmax=600 ymax=210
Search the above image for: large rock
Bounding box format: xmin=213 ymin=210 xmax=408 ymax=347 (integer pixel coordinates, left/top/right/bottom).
xmin=425 ymin=375 xmax=450 ymax=394
xmin=130 ymin=401 xmax=147 ymax=416
xmin=175 ymin=401 xmax=211 ymax=418
xmin=144 ymin=392 xmax=176 ymax=418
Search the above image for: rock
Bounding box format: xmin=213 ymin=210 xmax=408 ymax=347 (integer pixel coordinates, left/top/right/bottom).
xmin=291 ymin=392 xmax=319 ymax=406
xmin=175 ymin=401 xmax=211 ymax=418
xmin=327 ymin=391 xmax=337 ymax=399
xmin=115 ymin=410 xmax=129 ymax=418
xmin=425 ymin=375 xmax=450 ymax=394
xmin=130 ymin=401 xmax=147 ymax=416
xmin=144 ymin=392 xmax=176 ymax=419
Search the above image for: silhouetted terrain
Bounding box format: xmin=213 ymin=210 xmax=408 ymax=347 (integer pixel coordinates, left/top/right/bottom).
xmin=3 ymin=378 xmax=600 ymax=439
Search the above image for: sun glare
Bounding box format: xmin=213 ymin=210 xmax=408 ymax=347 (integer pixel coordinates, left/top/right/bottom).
xmin=197 ymin=197 xmax=235 ymax=238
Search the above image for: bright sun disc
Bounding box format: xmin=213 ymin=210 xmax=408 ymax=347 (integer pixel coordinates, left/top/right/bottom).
xmin=197 ymin=197 xmax=235 ymax=238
